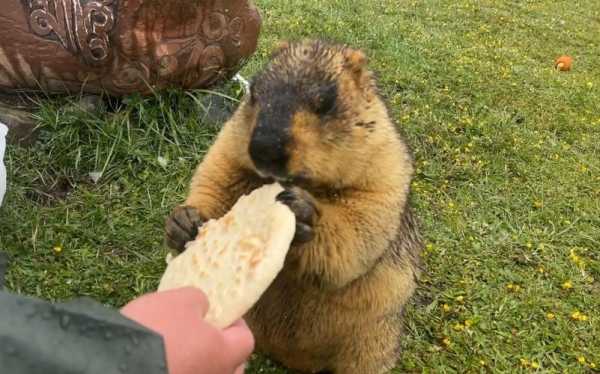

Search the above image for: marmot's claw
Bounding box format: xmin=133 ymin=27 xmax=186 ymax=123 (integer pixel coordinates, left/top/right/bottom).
xmin=294 ymin=222 xmax=315 ymax=243
xmin=165 ymin=205 xmax=204 ymax=253
xmin=276 ymin=187 xmax=318 ymax=244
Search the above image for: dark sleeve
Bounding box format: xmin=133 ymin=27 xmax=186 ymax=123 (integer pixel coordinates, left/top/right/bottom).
xmin=0 ymin=286 xmax=169 ymax=374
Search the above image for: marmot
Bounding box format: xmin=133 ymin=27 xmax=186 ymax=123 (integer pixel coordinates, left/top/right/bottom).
xmin=165 ymin=39 xmax=423 ymax=374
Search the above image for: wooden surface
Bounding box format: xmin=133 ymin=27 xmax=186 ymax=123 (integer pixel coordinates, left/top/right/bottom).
xmin=0 ymin=0 xmax=261 ymax=96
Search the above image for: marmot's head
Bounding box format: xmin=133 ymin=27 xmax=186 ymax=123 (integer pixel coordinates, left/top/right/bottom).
xmin=242 ymin=40 xmax=391 ymax=188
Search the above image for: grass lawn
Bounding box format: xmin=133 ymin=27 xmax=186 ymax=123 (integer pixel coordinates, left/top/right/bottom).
xmin=1 ymin=0 xmax=599 ymax=372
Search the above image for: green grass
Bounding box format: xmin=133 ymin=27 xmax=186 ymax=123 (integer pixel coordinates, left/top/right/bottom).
xmin=1 ymin=0 xmax=599 ymax=372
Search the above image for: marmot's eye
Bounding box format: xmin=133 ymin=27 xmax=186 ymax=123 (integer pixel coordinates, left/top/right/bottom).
xmin=313 ymin=85 xmax=337 ymax=116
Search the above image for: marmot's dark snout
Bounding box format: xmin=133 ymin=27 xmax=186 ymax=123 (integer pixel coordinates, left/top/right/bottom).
xmin=249 ymin=124 xmax=289 ymax=178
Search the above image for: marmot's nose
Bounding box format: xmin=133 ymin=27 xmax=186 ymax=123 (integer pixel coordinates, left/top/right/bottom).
xmin=249 ymin=132 xmax=289 ymax=176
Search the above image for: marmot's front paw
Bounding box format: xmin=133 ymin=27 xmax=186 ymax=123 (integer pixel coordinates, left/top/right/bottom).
xmin=276 ymin=187 xmax=319 ymax=244
xmin=165 ymin=205 xmax=205 ymax=253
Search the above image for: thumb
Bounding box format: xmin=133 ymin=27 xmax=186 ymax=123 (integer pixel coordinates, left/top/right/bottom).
xmin=121 ymin=287 xmax=210 ymax=323
xmin=234 ymin=363 xmax=246 ymax=374
xmin=222 ymin=319 xmax=255 ymax=366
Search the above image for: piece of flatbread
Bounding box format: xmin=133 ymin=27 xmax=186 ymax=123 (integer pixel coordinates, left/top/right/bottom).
xmin=158 ymin=183 xmax=296 ymax=329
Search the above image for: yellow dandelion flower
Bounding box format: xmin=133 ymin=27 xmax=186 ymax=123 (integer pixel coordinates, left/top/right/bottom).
xmin=520 ymin=358 xmax=530 ymax=367
xmin=455 ymin=295 xmax=464 ymax=303
xmin=531 ymin=362 xmax=540 ymax=369
xmin=562 ymin=280 xmax=573 ymax=290
xmin=507 ymin=283 xmax=521 ymax=292
xmin=442 ymin=337 xmax=451 ymax=347
xmin=590 ymin=362 xmax=596 ymax=369
xmin=53 ymin=245 xmax=63 ymax=254
xmin=442 ymin=304 xmax=451 ymax=312
xmin=570 ymin=311 xmax=589 ymax=321
xmin=569 ymin=248 xmax=578 ymax=258
xmin=546 ymin=313 xmax=555 ymax=320
xmin=479 ymin=360 xmax=486 ymax=366
xmin=578 ymin=356 xmax=586 ymax=364
xmin=538 ymin=266 xmax=545 ymax=274
xmin=526 ymin=242 xmax=533 ymax=249
xmin=569 ymin=249 xmax=585 ymax=268
xmin=453 ymin=323 xmax=465 ymax=331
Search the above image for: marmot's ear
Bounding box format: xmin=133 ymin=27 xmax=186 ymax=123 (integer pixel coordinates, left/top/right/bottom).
xmin=343 ymin=48 xmax=373 ymax=98
xmin=343 ymin=48 xmax=367 ymax=76
xmin=270 ymin=40 xmax=291 ymax=58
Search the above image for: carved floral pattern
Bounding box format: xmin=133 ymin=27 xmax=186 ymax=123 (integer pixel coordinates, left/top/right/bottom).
xmin=24 ymin=0 xmax=116 ymax=66
xmin=141 ymin=10 xmax=245 ymax=90
xmin=4 ymin=0 xmax=260 ymax=95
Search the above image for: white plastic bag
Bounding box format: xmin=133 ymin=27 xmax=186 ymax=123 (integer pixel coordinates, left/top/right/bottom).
xmin=0 ymin=122 xmax=7 ymax=207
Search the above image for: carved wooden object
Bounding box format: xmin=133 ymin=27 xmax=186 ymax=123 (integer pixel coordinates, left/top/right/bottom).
xmin=0 ymin=0 xmax=261 ymax=95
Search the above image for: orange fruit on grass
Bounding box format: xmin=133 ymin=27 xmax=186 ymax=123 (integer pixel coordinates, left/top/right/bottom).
xmin=555 ymin=55 xmax=573 ymax=71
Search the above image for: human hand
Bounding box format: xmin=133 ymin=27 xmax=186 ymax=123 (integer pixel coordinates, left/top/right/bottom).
xmin=121 ymin=287 xmax=254 ymax=374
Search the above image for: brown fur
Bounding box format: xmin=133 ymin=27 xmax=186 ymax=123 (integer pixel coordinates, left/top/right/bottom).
xmin=167 ymin=40 xmax=423 ymax=373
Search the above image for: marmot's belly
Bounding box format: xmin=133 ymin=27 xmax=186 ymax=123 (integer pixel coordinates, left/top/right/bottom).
xmin=255 ymin=337 xmax=334 ymax=373
xmin=247 ymin=292 xmax=339 ymax=373
xmin=246 ymin=256 xmax=416 ymax=372
xmin=246 ymin=273 xmax=396 ymax=371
